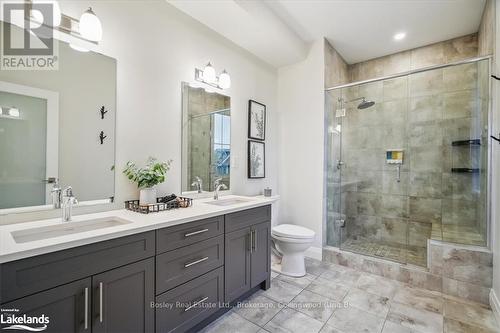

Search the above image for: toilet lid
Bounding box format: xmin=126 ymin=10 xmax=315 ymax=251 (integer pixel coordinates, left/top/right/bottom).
xmin=272 ymin=224 xmax=315 ymax=239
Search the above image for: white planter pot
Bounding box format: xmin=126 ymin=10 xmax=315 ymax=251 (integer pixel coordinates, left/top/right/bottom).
xmin=139 ymin=187 xmax=157 ymax=205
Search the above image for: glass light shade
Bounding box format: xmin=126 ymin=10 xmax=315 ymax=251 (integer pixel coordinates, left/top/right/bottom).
xmin=79 ymin=7 xmax=103 ymax=42
xmin=218 ymin=70 xmax=231 ymax=89
xmin=32 ymin=0 xmax=61 ymax=26
xmin=203 ymin=63 xmax=216 ymax=84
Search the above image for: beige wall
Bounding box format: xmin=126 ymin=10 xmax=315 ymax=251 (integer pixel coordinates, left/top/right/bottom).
xmin=324 ymin=40 xmax=349 ymax=88
xmin=278 ymin=40 xmax=325 ymax=249
xmin=347 ymin=34 xmax=478 ymax=83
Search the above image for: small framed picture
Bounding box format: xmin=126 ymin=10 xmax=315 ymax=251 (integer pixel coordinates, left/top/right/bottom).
xmin=248 ymin=100 xmax=266 ymax=141
xmin=248 ymin=140 xmax=265 ymax=179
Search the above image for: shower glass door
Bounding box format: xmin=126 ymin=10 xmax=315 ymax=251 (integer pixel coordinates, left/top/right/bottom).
xmin=326 ymin=58 xmax=490 ymax=267
xmin=338 ymin=77 xmax=413 ymax=265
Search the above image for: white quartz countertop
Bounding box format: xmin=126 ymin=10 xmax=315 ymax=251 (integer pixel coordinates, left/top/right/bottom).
xmin=0 ymin=195 xmax=279 ymax=264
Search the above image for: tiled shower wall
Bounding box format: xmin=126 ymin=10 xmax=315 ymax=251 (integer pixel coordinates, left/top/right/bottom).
xmin=348 ymin=34 xmax=479 ymax=82
xmin=338 ymin=61 xmax=489 ymax=254
xmin=325 ymin=35 xmax=491 ymax=264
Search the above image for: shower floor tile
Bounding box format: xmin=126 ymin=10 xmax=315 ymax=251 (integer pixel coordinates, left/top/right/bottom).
xmin=341 ymin=239 xmax=427 ymax=267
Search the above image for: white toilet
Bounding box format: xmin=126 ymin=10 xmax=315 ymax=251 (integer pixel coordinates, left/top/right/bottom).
xmin=271 ymin=224 xmax=315 ymax=277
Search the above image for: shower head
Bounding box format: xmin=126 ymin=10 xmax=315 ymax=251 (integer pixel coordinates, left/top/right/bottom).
xmin=357 ymin=98 xmax=375 ymax=109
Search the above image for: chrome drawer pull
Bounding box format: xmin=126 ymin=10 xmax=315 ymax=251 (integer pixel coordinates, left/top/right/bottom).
xmin=184 ymin=256 xmax=209 ymax=268
xmin=184 ymin=229 xmax=209 ymax=237
xmin=184 ymin=296 xmax=209 ymax=312
xmin=99 ymin=282 xmax=103 ymax=323
xmin=84 ymin=287 xmax=89 ymax=330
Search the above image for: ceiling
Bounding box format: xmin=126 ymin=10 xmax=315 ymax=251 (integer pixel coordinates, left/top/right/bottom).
xmin=168 ymin=0 xmax=486 ymax=67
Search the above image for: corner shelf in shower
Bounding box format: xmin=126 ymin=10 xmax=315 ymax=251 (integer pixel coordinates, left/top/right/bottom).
xmin=451 ymin=168 xmax=480 ymax=174
xmin=451 ymin=139 xmax=481 ymax=146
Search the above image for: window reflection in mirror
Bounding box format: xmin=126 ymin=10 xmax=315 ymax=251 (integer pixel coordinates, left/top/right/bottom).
xmin=181 ymin=83 xmax=230 ymax=193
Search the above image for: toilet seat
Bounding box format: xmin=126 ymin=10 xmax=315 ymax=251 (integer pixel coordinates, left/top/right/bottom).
xmin=272 ymin=234 xmax=312 ymax=244
xmin=271 ymin=224 xmax=315 ymax=240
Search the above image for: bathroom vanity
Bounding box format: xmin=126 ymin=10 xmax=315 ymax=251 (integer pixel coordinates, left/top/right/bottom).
xmin=0 ymin=197 xmax=275 ymax=333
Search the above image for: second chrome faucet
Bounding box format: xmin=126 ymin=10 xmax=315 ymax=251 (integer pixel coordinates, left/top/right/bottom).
xmin=213 ymin=178 xmax=228 ymax=200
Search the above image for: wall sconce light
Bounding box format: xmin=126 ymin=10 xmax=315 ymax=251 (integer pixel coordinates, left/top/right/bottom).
xmin=79 ymin=7 xmax=103 ymax=42
xmin=0 ymin=106 xmax=21 ymax=118
xmin=195 ymin=62 xmax=231 ymax=89
xmin=22 ymin=1 xmax=103 ymax=47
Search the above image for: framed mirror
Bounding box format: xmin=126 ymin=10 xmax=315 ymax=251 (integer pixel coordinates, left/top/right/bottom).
xmin=181 ymin=83 xmax=230 ymax=194
xmin=0 ymin=21 xmax=117 ymax=213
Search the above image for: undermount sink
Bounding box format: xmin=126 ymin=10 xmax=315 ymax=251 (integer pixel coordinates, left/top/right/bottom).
xmin=11 ymin=217 xmax=132 ymax=244
xmin=205 ymin=197 xmax=255 ymax=206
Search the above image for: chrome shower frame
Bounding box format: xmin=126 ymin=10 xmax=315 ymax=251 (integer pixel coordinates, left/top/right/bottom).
xmin=324 ymin=55 xmax=494 ymax=249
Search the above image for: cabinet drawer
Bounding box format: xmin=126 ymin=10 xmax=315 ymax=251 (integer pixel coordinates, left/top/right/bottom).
xmin=0 ymin=231 xmax=155 ymax=303
xmin=156 ymin=216 xmax=224 ymax=254
xmin=155 ymin=267 xmax=223 ymax=333
xmin=225 ymin=205 xmax=271 ymax=232
xmin=156 ymin=235 xmax=224 ymax=294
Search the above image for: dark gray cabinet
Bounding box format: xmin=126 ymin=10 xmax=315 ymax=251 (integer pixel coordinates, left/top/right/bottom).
xmin=0 ymin=204 xmax=272 ymax=333
xmin=224 ymin=228 xmax=251 ymax=302
xmin=250 ymin=222 xmax=271 ymax=288
xmin=224 ymin=206 xmax=271 ymax=302
xmin=1 ymin=278 xmax=91 ymax=333
xmin=92 ymin=258 xmax=154 ymax=333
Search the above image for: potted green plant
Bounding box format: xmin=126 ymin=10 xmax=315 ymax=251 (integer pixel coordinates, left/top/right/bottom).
xmin=123 ymin=157 xmax=172 ymax=205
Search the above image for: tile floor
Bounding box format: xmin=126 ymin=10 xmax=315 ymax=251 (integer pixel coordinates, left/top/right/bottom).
xmin=341 ymin=238 xmax=427 ymax=267
xmin=199 ymin=258 xmax=499 ymax=333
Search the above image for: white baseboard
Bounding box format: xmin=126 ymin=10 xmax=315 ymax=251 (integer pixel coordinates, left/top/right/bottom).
xmin=490 ymin=289 xmax=500 ymax=327
xmin=304 ymin=246 xmax=322 ymax=261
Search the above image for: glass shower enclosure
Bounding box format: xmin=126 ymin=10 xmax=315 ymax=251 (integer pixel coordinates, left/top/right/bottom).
xmin=325 ymin=58 xmax=490 ymax=267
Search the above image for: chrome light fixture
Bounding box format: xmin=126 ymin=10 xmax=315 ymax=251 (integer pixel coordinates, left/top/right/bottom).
xmin=79 ymin=7 xmax=103 ymax=42
xmin=22 ymin=1 xmax=103 ymax=46
xmin=195 ymin=62 xmax=231 ymax=90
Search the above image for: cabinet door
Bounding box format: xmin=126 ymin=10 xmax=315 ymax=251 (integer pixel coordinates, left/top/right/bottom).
xmin=224 ymin=228 xmax=251 ymax=302
xmin=250 ymin=222 xmax=271 ymax=288
xmin=92 ymin=258 xmax=154 ymax=333
xmin=0 ymin=278 xmax=91 ymax=333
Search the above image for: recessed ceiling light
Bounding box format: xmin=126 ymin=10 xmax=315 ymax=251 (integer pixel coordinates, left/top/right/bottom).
xmin=394 ymin=32 xmax=406 ymax=41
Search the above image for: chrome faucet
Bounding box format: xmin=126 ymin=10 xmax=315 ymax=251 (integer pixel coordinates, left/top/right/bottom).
xmin=50 ymin=179 xmax=62 ymax=209
xmin=213 ymin=178 xmax=228 ymax=200
xmin=62 ymin=186 xmax=78 ymax=222
xmin=191 ymin=176 xmax=203 ymax=193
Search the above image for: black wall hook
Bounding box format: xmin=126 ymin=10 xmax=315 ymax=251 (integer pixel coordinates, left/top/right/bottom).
xmin=492 ymin=75 xmax=500 ymax=81
xmin=100 ymin=106 xmax=108 ymax=119
xmin=99 ymin=131 xmax=107 ymax=144
xmin=492 ymin=135 xmax=500 ymax=143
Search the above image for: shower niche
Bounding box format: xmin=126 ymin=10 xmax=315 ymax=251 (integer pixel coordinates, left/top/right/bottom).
xmin=325 ymin=58 xmax=490 ymax=267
